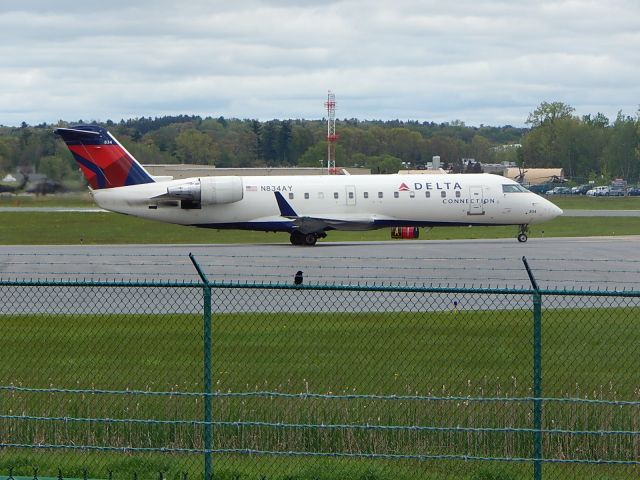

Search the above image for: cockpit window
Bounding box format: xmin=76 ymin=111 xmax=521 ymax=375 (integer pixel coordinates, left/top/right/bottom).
xmin=502 ymin=184 xmax=528 ymax=193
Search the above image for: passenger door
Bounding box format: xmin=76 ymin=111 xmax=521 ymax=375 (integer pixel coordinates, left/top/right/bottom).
xmin=468 ymin=186 xmax=484 ymax=215
xmin=345 ymin=185 xmax=356 ymax=206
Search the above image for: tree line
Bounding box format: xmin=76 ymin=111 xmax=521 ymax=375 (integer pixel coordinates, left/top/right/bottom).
xmin=0 ymin=102 xmax=638 ymax=186
xmin=521 ymin=102 xmax=640 ymax=183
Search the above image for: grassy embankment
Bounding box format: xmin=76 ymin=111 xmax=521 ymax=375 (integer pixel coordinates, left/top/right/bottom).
xmin=1 ymin=308 xmax=639 ymax=479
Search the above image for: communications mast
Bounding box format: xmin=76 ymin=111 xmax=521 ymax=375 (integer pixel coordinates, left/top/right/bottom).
xmin=325 ymin=91 xmax=337 ymax=174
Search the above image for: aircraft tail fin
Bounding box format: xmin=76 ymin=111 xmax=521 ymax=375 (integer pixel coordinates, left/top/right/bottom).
xmin=54 ymin=125 xmax=154 ymax=189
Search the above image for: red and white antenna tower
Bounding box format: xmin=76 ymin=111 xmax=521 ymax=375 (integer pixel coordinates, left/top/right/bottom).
xmin=325 ymin=90 xmax=337 ymax=174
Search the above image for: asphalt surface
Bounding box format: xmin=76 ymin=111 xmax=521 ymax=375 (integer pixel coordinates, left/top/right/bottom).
xmin=1 ymin=237 xmax=639 ymax=287
xmin=562 ymin=209 xmax=640 ymax=216
xmin=1 ymin=237 xmax=639 ymax=313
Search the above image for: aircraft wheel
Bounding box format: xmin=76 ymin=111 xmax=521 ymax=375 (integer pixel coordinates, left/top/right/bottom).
xmin=290 ymin=231 xmax=304 ymax=245
xmin=517 ymin=233 xmax=528 ymax=243
xmin=303 ymin=233 xmax=318 ymax=246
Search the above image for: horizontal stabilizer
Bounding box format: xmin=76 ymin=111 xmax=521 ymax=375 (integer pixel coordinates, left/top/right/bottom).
xmin=54 ymin=128 xmax=101 ymax=142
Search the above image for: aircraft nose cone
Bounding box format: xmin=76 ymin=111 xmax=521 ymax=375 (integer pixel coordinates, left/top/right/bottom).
xmin=545 ymin=201 xmax=563 ymax=219
xmin=553 ymin=204 xmax=563 ymax=217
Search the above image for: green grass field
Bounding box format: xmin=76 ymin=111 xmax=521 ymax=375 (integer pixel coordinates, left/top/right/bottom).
xmin=549 ymin=195 xmax=640 ymax=210
xmin=1 ymin=211 xmax=640 ymax=245
xmin=2 ymin=451 xmax=632 ymax=480
xmin=0 ymin=192 xmax=94 ymax=208
xmin=1 ymin=305 xmax=639 ymax=479
xmin=1 ymin=192 xmax=639 ymax=478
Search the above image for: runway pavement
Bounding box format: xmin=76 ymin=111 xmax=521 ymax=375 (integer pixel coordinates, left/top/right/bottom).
xmin=1 ymin=236 xmax=640 ymax=288
xmin=562 ymin=209 xmax=640 ymax=216
xmin=1 ymin=237 xmax=640 ymax=315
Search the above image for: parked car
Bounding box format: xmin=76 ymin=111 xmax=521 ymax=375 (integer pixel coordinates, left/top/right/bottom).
xmin=545 ymin=186 xmax=571 ymax=195
xmin=528 ymin=183 xmax=552 ymax=194
xmin=627 ymin=187 xmax=640 ymax=196
xmin=586 ymin=186 xmax=610 ymax=196
xmin=571 ymin=184 xmax=592 ymax=195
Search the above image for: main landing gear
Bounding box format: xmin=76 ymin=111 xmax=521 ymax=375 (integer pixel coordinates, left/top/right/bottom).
xmin=289 ymin=231 xmax=326 ymax=246
xmin=517 ymin=224 xmax=529 ymax=243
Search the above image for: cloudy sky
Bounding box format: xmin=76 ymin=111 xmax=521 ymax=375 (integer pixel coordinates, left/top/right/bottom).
xmin=1 ymin=0 xmax=638 ymax=127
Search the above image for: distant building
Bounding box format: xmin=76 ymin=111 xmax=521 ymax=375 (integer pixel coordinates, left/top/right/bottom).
xmin=491 ymin=144 xmax=522 ymax=151
xmin=398 ymin=168 xmax=448 ymax=175
xmin=482 ymin=162 xmax=517 ymax=175
xmin=142 ymin=165 xmax=371 ymax=179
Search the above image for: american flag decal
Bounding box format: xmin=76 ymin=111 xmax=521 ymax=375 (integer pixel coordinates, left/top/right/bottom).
xmin=245 ymin=185 xmax=257 ymax=191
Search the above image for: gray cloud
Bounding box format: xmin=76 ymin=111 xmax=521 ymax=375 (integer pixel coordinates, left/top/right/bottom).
xmin=0 ymin=0 xmax=638 ymax=126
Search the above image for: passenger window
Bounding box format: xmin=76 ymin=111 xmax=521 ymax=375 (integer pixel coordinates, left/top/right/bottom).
xmin=304 ymin=192 xmax=309 ymax=199
xmin=289 ymin=192 xmax=294 ymax=200
xmin=394 ymin=192 xmax=399 ymax=198
xmin=378 ymin=192 xmax=383 ymax=199
xmin=425 ymin=191 xmax=431 ymax=198
xmin=364 ymin=192 xmax=369 ymax=199
xmin=410 ymin=191 xmax=415 ymax=198
xmin=334 ymin=192 xmax=339 ymax=199
xmin=348 ymin=192 xmax=354 ymax=199
xmin=441 ymin=191 xmax=446 ymax=198
xmin=455 ymin=191 xmax=461 ymax=198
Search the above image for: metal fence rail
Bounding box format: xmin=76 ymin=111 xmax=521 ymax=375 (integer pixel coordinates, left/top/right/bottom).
xmin=1 ymin=256 xmax=639 ymax=479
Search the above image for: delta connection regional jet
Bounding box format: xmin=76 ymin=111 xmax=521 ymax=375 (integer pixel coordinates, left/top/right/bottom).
xmin=55 ymin=126 xmax=562 ymax=246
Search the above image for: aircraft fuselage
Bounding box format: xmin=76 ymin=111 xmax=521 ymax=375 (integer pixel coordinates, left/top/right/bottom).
xmin=92 ymin=172 xmax=562 ymax=233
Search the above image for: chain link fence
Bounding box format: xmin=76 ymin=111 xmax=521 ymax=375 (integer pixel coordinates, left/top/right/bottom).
xmin=1 ymin=255 xmax=639 ymax=479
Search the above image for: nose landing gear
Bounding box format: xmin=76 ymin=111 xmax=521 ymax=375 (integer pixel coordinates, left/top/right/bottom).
xmin=517 ymin=225 xmax=529 ymax=243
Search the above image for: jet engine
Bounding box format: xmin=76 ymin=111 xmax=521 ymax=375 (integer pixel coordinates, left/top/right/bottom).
xmin=161 ymin=176 xmax=243 ymax=207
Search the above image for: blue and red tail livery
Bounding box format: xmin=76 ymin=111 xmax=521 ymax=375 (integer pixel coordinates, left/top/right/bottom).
xmin=54 ymin=125 xmax=154 ymax=189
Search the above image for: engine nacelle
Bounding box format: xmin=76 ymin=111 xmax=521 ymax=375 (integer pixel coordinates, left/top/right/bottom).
xmin=200 ymin=176 xmax=243 ymax=205
xmin=166 ymin=181 xmax=200 ymax=201
xmin=164 ymin=176 xmax=243 ymax=206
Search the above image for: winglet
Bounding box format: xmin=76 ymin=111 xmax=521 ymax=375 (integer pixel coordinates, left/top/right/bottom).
xmin=274 ymin=191 xmax=298 ymax=217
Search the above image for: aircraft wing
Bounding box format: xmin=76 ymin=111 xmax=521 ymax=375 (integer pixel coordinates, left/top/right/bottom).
xmin=290 ymin=215 xmax=376 ymax=233
xmin=274 ymin=191 xmax=377 ymax=233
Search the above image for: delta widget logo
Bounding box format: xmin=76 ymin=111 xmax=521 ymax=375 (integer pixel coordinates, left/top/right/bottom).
xmin=398 ymin=182 xmax=411 ymax=192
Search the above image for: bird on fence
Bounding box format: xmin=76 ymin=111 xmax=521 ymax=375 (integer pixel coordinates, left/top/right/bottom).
xmin=294 ymin=270 xmax=303 ymax=285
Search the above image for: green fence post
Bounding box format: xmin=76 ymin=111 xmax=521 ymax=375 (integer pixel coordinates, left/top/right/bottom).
xmin=532 ymin=290 xmax=543 ymax=480
xmin=189 ymin=253 xmax=213 ymax=480
xmin=523 ymin=256 xmax=543 ymax=480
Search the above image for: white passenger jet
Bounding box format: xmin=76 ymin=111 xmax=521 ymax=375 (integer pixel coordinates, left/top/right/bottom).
xmin=55 ymin=125 xmax=562 ymax=246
